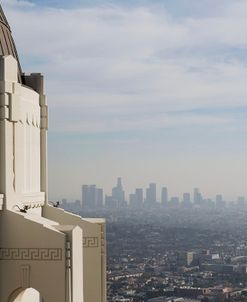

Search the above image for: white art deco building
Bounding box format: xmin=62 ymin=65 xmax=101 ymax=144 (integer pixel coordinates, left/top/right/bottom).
xmin=0 ymin=5 xmax=106 ymax=302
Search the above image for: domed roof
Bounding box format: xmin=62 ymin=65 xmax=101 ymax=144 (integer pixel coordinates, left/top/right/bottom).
xmin=0 ymin=5 xmax=22 ymax=82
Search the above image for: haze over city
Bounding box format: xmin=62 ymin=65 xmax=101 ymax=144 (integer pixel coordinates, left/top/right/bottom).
xmin=3 ymin=0 xmax=247 ymax=200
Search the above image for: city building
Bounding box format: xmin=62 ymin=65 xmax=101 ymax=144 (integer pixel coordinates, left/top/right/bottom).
xmin=0 ymin=6 xmax=106 ymax=302
xmin=112 ymin=177 xmax=126 ymax=208
xmin=97 ymin=188 xmax=104 ymax=208
xmin=135 ymin=188 xmax=144 ymax=207
xmin=145 ymin=183 xmax=156 ymax=206
xmin=182 ymin=193 xmax=191 ymax=207
xmin=193 ymin=188 xmax=202 ymax=205
xmin=129 ymin=188 xmax=143 ymax=209
xmin=105 ymin=195 xmax=118 ymax=209
xmin=82 ymin=184 xmax=104 ymax=209
xmin=216 ymin=194 xmax=225 ymax=207
xmin=129 ymin=193 xmax=136 ymax=207
xmin=161 ymin=187 xmax=168 ymax=206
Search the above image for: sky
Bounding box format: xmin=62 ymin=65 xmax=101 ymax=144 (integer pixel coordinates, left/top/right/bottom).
xmin=2 ymin=0 xmax=247 ymax=201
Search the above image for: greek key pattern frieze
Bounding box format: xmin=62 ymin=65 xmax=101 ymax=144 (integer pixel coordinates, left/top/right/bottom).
xmin=83 ymin=237 xmax=99 ymax=248
xmin=0 ymin=248 xmax=63 ymax=261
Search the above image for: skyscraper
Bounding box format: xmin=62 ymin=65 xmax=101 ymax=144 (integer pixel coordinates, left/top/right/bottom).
xmin=112 ymin=177 xmax=126 ymax=208
xmin=145 ymin=183 xmax=156 ymax=206
xmin=216 ymin=194 xmax=225 ymax=207
xmin=97 ymin=188 xmax=104 ymax=208
xmin=194 ymin=188 xmax=202 ymax=205
xmin=129 ymin=193 xmax=136 ymax=208
xmin=183 ymin=192 xmax=191 ymax=207
xmin=82 ymin=185 xmax=96 ymax=209
xmin=82 ymin=184 xmax=104 ymax=209
xmin=161 ymin=187 xmax=168 ymax=205
xmin=105 ymin=195 xmax=118 ymax=209
xmin=129 ymin=188 xmax=143 ymax=209
xmin=135 ymin=188 xmax=144 ymax=207
xmin=82 ymin=184 xmax=89 ymax=208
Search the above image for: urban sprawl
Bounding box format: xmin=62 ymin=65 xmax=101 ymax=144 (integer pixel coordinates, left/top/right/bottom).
xmin=57 ymin=178 xmax=247 ymax=302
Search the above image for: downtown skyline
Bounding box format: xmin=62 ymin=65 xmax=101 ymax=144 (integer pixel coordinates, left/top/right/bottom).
xmin=62 ymin=177 xmax=247 ymax=205
xmin=3 ymin=0 xmax=247 ymax=201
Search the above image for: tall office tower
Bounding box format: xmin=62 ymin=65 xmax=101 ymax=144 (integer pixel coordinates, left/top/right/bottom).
xmin=97 ymin=188 xmax=104 ymax=208
xmin=82 ymin=185 xmax=103 ymax=209
xmin=161 ymin=187 xmax=168 ymax=205
xmin=82 ymin=184 xmax=93 ymax=208
xmin=129 ymin=193 xmax=136 ymax=208
xmin=129 ymin=188 xmax=143 ymax=209
xmin=194 ymin=188 xmax=202 ymax=205
xmin=105 ymin=195 xmax=118 ymax=209
xmin=206 ymin=198 xmax=214 ymax=207
xmin=82 ymin=184 xmax=89 ymax=207
xmin=216 ymin=194 xmax=225 ymax=207
xmin=112 ymin=177 xmax=125 ymax=208
xmin=216 ymin=194 xmax=223 ymax=203
xmin=145 ymin=183 xmax=156 ymax=206
xmin=135 ymin=188 xmax=144 ymax=207
xmin=0 ymin=6 xmax=106 ymax=302
xmin=183 ymin=192 xmax=191 ymax=207
xmin=117 ymin=177 xmax=122 ymax=188
xmin=88 ymin=185 xmax=97 ymax=209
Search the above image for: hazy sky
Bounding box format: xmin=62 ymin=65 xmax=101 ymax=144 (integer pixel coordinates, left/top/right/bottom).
xmin=3 ymin=0 xmax=247 ymax=201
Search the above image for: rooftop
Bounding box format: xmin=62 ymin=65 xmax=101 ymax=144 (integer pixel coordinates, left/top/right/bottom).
xmin=0 ymin=5 xmax=22 ymax=82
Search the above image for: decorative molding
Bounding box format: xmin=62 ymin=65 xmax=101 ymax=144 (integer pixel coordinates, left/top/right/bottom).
xmin=20 ymin=265 xmax=30 ymax=288
xmin=0 ymin=248 xmax=63 ymax=261
xmin=66 ymin=242 xmax=71 ymax=269
xmin=0 ymin=81 xmax=13 ymax=94
xmin=83 ymin=237 xmax=99 ymax=248
xmin=40 ymin=96 xmax=48 ymax=130
xmin=0 ymin=93 xmax=9 ymax=120
xmin=10 ymin=94 xmax=20 ymax=122
xmin=99 ymin=224 xmax=106 ymax=255
xmin=20 ymin=192 xmax=45 ymax=207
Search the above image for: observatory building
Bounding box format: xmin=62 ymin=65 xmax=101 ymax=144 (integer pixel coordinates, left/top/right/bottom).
xmin=0 ymin=5 xmax=106 ymax=302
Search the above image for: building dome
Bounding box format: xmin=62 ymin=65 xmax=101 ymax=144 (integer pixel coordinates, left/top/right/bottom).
xmin=0 ymin=5 xmax=22 ymax=82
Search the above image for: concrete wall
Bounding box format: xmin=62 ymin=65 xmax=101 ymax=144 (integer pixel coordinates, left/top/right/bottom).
xmin=43 ymin=205 xmax=106 ymax=302
xmin=0 ymin=210 xmax=84 ymax=302
xmin=55 ymin=225 xmax=84 ymax=302
xmin=0 ymin=210 xmax=66 ymax=302
xmin=0 ymin=55 xmax=105 ymax=302
xmin=0 ymin=56 xmax=46 ymax=211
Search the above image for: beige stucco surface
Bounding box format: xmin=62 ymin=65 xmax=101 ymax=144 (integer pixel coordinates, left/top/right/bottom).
xmin=43 ymin=206 xmax=106 ymax=302
xmin=0 ymin=55 xmax=106 ymax=302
